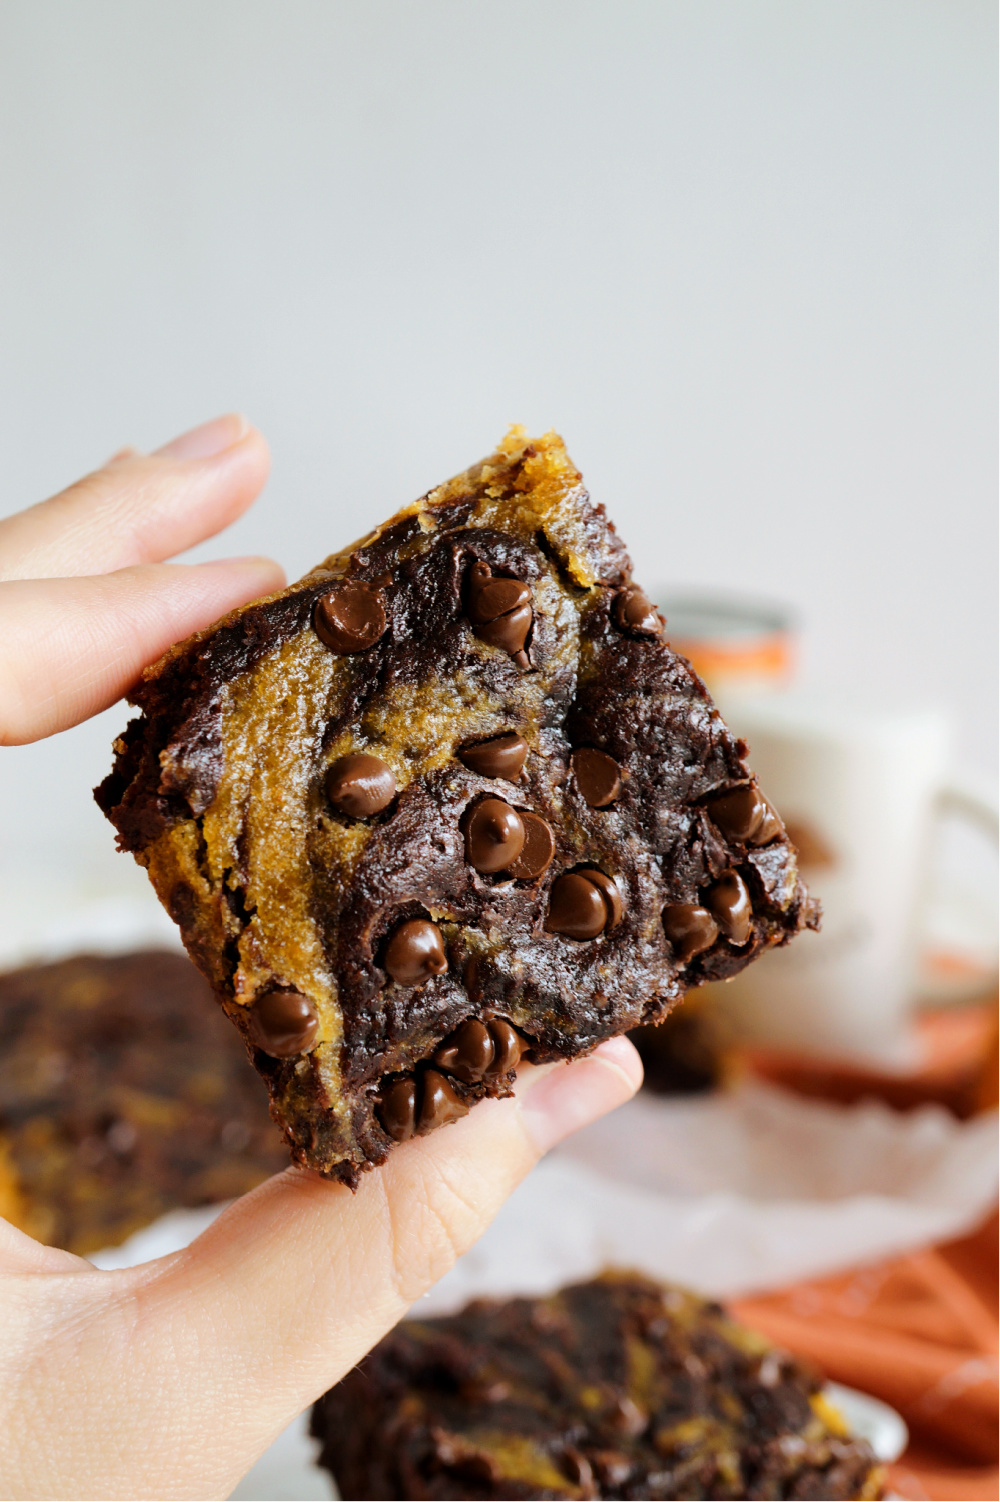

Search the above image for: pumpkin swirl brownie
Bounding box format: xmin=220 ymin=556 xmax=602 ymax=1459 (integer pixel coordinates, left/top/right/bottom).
xmin=0 ymin=949 xmax=286 ymax=1256
xmin=96 ymin=428 xmax=818 ymax=1185
xmin=310 ymin=1272 xmax=884 ymax=1500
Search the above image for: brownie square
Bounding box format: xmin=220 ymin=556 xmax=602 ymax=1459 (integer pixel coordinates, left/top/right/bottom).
xmin=97 ymin=429 xmax=816 ymax=1183
xmin=0 ymin=948 xmax=287 ymax=1255
xmin=311 ymin=1272 xmax=883 ymax=1500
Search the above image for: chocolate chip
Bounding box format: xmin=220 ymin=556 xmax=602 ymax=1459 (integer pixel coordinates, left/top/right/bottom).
xmin=459 ymin=1377 xmax=511 ymax=1404
xmin=464 ymin=797 xmax=526 ymax=873
xmin=377 ymin=1077 xmax=417 ymax=1142
xmin=484 ymin=1017 xmax=525 ymax=1077
xmin=609 ymin=1394 xmax=647 ymax=1436
xmin=584 ymin=868 xmax=623 ymax=930
xmin=384 ymin=919 xmax=448 ymax=986
xmin=475 ymin=601 xmax=533 ymax=653
xmin=417 ymin=1068 xmax=470 ymax=1133
xmin=706 ymin=783 xmax=766 ymax=841
xmin=662 ymin=903 xmax=719 ymax=962
xmin=249 ymin=987 xmax=319 ymax=1057
xmin=591 ymin=1451 xmax=633 ymax=1488
xmin=457 ymin=731 xmax=529 ymax=781
xmin=611 ymin=583 xmax=662 ymax=637
xmin=562 ymin=1449 xmax=594 ymax=1489
xmin=314 ymin=581 xmax=387 ymax=653
xmin=434 ymin=1018 xmax=494 ymax=1083
xmin=704 ymin=872 xmax=752 ymax=945
xmin=545 ymin=871 xmax=609 ymax=939
xmin=466 ymin=561 xmax=533 ymax=655
xmin=325 ymin=752 xmax=396 ymax=817
xmin=751 ymin=799 xmax=783 ymax=845
xmin=451 ymin=1453 xmax=500 ymax=1485
xmin=466 ymin=564 xmax=531 ymax=624
xmin=572 ymin=747 xmax=622 ymax=807
xmin=506 ymin=812 xmax=555 ymax=879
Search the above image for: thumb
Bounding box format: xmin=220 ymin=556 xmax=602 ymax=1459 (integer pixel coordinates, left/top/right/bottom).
xmin=30 ymin=1042 xmax=640 ymax=1500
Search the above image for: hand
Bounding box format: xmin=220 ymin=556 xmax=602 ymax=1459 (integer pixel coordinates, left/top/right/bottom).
xmin=0 ymin=416 xmax=643 ymax=1500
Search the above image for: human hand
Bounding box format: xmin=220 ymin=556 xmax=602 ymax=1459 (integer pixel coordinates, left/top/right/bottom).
xmin=0 ymin=415 xmax=643 ymax=1500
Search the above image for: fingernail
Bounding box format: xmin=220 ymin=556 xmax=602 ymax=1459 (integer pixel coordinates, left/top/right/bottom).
xmin=155 ymin=413 xmax=250 ymax=461
xmin=519 ymin=1037 xmax=642 ymax=1156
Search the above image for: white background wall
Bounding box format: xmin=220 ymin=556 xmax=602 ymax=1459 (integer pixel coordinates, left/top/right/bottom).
xmin=0 ymin=0 xmax=995 ymax=898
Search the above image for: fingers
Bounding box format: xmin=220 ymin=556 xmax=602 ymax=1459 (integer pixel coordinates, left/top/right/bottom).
xmin=0 ymin=559 xmax=285 ymax=744
xmin=12 ymin=1043 xmax=640 ymax=1500
xmin=0 ymin=415 xmax=271 ymax=581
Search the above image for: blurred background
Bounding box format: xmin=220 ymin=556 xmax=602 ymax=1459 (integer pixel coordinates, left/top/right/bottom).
xmin=0 ymin=0 xmax=995 ymax=907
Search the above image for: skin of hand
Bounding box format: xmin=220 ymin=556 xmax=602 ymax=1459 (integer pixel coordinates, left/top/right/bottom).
xmin=0 ymin=415 xmax=643 ymax=1501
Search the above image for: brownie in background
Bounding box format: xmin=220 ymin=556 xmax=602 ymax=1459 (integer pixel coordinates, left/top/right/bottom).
xmin=629 ymin=999 xmax=727 ymax=1096
xmin=311 ymin=1271 xmax=883 ymax=1500
xmin=0 ymin=949 xmax=288 ymax=1255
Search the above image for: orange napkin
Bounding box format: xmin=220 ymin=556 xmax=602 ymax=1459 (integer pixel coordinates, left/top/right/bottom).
xmin=742 ymin=1002 xmax=998 ymax=1121
xmin=732 ymin=1204 xmax=998 ymax=1499
xmin=734 ymin=1002 xmax=998 ymax=1500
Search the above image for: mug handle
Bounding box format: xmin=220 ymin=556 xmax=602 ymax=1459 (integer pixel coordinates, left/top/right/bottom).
xmin=937 ymin=778 xmax=999 ymax=845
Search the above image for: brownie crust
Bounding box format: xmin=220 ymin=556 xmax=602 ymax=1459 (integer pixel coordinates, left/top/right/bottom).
xmin=96 ymin=430 xmax=817 ymax=1183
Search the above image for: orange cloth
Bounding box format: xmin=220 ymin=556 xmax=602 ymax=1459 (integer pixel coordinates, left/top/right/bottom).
xmin=732 ymin=1211 xmax=998 ymax=1500
xmin=743 ymin=1003 xmax=999 ymax=1120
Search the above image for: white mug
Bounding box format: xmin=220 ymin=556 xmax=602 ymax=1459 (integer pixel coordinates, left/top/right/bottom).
xmin=708 ymin=696 xmax=997 ymax=1064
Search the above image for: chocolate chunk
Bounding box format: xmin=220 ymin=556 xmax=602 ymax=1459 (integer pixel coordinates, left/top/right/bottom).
xmin=457 ymin=732 xmax=529 ymax=781
xmin=545 ymin=871 xmax=609 ymax=939
xmin=591 ymin=1451 xmax=634 ymax=1488
xmin=751 ymin=799 xmax=784 ymax=846
xmin=611 ymin=584 xmax=662 ymax=638
xmin=459 ymin=1377 xmax=511 ymax=1404
xmin=466 ymin=561 xmax=533 ymax=654
xmin=325 ymin=753 xmax=396 ymax=817
xmin=475 ymin=602 xmax=533 ymax=653
xmin=434 ymin=1018 xmax=494 ymax=1083
xmin=314 ymin=581 xmax=387 ymax=653
xmin=561 ymin=1449 xmax=594 ymax=1489
xmin=249 ymin=987 xmax=319 ymax=1057
xmin=609 ymin=1394 xmax=647 ymax=1437
xmin=662 ymin=904 xmax=720 ymax=963
xmin=506 ymin=812 xmax=555 ymax=880
xmin=384 ymin=919 xmax=448 ymax=986
xmin=466 ymin=563 xmax=530 ymax=623
xmin=704 ymin=872 xmax=752 ymax=945
xmin=584 ymin=868 xmax=623 ymax=930
xmin=417 ymin=1068 xmax=470 ymax=1133
xmin=376 ymin=1077 xmax=417 ymax=1142
xmin=707 ymin=782 xmax=785 ymax=847
xmin=706 ymin=783 xmax=766 ymax=841
xmin=484 ymin=1018 xmax=524 ymax=1077
xmin=571 ymin=746 xmax=622 ymax=807
xmin=464 ymin=798 xmax=525 ymax=873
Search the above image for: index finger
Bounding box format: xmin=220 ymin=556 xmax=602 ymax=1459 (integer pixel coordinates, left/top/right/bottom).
xmin=0 ymin=415 xmax=271 ymax=581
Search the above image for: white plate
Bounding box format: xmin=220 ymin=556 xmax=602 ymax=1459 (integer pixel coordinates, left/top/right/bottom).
xmin=826 ymin=1381 xmax=909 ymax=1463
